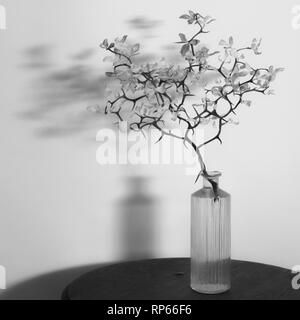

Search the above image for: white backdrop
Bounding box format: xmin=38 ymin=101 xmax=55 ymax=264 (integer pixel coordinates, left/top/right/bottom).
xmin=0 ymin=0 xmax=299 ymax=299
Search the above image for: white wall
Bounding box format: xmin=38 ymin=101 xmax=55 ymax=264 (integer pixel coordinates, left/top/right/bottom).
xmin=0 ymin=0 xmax=299 ymax=299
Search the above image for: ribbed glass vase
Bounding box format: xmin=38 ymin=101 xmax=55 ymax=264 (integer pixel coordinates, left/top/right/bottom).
xmin=191 ymin=171 xmax=231 ymax=294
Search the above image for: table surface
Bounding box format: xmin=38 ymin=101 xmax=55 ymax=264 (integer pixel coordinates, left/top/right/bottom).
xmin=62 ymin=258 xmax=300 ymax=300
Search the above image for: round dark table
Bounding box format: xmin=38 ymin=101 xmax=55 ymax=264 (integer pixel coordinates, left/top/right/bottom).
xmin=62 ymin=258 xmax=300 ymax=300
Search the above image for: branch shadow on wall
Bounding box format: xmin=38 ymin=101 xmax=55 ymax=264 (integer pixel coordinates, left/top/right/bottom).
xmin=17 ymin=45 xmax=110 ymax=139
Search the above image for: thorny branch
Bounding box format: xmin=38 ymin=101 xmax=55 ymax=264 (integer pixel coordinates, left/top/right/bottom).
xmin=98 ymin=10 xmax=283 ymax=197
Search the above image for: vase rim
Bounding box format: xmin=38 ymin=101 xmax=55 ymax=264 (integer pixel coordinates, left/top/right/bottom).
xmin=201 ymin=171 xmax=222 ymax=178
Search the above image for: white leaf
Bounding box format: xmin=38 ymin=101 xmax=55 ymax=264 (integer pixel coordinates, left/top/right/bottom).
xmin=219 ymin=39 xmax=227 ymax=46
xmin=121 ymin=35 xmax=128 ymax=43
xmin=179 ymin=33 xmax=187 ymax=42
xmin=103 ymin=39 xmax=109 ymax=47
xmin=180 ymin=14 xmax=190 ymax=19
xmin=132 ymin=44 xmax=140 ymax=52
xmin=181 ymin=44 xmax=190 ymax=56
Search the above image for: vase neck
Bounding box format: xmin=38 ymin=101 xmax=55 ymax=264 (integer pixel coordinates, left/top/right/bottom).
xmin=202 ymin=171 xmax=222 ymax=189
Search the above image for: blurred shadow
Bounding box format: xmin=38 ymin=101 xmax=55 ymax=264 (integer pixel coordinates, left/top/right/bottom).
xmin=0 ymin=263 xmax=106 ymax=300
xmin=127 ymin=16 xmax=163 ymax=39
xmin=117 ymin=176 xmax=159 ymax=261
xmin=18 ymin=44 xmax=110 ymax=139
xmin=70 ymin=48 xmax=96 ymax=61
xmin=22 ymin=45 xmax=53 ymax=69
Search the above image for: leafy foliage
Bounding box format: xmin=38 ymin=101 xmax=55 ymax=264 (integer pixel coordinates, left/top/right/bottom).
xmin=98 ymin=10 xmax=283 ymax=185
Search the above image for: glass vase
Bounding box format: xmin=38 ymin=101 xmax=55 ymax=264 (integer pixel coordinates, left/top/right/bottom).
xmin=191 ymin=171 xmax=231 ymax=294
